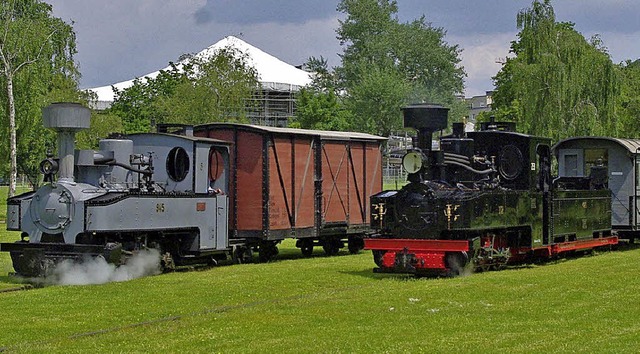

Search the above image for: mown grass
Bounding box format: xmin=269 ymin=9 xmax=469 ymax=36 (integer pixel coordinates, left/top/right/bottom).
xmin=0 ymin=184 xmax=639 ymax=352
xmin=0 ymin=238 xmax=639 ymax=353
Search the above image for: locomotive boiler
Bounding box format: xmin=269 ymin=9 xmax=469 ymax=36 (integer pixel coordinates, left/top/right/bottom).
xmin=1 ymin=103 xmax=231 ymax=277
xmin=365 ymin=104 xmax=617 ymax=276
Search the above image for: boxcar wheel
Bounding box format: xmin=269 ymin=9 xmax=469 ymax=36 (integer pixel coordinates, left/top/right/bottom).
xmin=322 ymin=238 xmax=341 ymax=256
xmin=258 ymin=241 xmax=279 ymax=262
xmin=347 ymin=236 xmax=365 ymax=254
xmin=232 ymin=245 xmax=253 ymax=264
xmin=300 ymin=239 xmax=314 ymax=257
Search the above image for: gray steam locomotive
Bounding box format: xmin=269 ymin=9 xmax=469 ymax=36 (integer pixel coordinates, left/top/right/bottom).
xmin=1 ymin=103 xmax=232 ymax=276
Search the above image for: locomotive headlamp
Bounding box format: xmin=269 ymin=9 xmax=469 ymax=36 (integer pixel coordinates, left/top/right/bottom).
xmin=39 ymin=158 xmax=59 ymax=175
xmin=402 ymin=151 xmax=423 ymax=174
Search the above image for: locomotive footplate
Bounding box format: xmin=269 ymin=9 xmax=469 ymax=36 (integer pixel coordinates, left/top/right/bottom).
xmin=0 ymin=242 xmax=122 ymax=278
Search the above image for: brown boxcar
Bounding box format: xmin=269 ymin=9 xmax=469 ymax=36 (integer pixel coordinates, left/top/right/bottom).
xmin=194 ymin=123 xmax=386 ymax=260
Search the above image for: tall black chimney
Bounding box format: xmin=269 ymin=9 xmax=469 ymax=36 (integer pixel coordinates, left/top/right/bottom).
xmin=402 ymin=104 xmax=449 ymax=152
xmin=401 ymin=104 xmax=449 ymax=181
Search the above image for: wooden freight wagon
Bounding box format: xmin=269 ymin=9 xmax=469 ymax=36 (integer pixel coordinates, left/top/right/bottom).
xmin=193 ymin=123 xmax=386 ymax=260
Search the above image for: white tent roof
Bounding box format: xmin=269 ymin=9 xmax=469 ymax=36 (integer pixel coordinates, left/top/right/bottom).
xmin=88 ymin=36 xmax=312 ymax=103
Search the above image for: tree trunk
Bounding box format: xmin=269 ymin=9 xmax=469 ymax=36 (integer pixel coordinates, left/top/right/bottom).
xmin=7 ymin=72 xmax=17 ymax=198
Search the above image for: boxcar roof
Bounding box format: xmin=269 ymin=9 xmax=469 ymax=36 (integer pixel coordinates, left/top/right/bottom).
xmin=127 ymin=132 xmax=232 ymax=145
xmin=195 ymin=123 xmax=387 ymax=142
xmin=553 ymin=136 xmax=640 ymax=155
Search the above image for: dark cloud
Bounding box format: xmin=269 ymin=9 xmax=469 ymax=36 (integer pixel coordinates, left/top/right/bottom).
xmin=554 ymin=1 xmax=640 ymax=35
xmin=44 ymin=0 xmax=640 ymax=96
xmin=396 ymin=0 xmax=640 ymax=36
xmin=194 ymin=6 xmax=213 ymax=25
xmin=395 ymin=0 xmax=532 ymax=35
xmin=193 ymin=0 xmax=338 ymax=25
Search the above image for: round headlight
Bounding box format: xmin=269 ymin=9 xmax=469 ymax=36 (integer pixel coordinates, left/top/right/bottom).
xmin=402 ymin=151 xmax=423 ymax=174
xmin=39 ymin=158 xmax=58 ymax=175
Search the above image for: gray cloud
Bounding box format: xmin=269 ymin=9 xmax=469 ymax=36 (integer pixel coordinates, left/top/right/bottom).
xmin=45 ymin=0 xmax=640 ymax=96
xmin=396 ymin=0 xmax=640 ymax=36
xmin=193 ymin=0 xmax=338 ymax=25
xmin=554 ymin=0 xmax=640 ymax=35
xmin=396 ymin=0 xmax=530 ymax=35
xmin=194 ymin=6 xmax=213 ymax=25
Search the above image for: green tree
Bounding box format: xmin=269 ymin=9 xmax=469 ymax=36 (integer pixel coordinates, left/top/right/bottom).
xmin=291 ymin=88 xmax=352 ymax=131
xmin=110 ymin=47 xmax=259 ymax=131
xmin=290 ymin=56 xmax=352 ymax=131
xmin=346 ymin=63 xmax=411 ymax=135
xmin=157 ymin=47 xmax=258 ymax=125
xmin=336 ymin=0 xmax=465 ymax=136
xmin=0 ymin=0 xmax=80 ymax=195
xmin=491 ymin=0 xmax=619 ymax=141
xmin=110 ymin=62 xmax=187 ymax=133
xmin=75 ymin=110 xmax=123 ymax=150
xmin=616 ymin=59 xmax=640 ymax=137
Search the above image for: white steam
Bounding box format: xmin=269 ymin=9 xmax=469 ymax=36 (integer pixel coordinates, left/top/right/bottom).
xmin=48 ymin=248 xmax=162 ymax=286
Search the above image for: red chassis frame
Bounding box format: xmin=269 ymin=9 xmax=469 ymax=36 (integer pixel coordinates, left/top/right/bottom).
xmin=364 ymin=238 xmax=470 ymax=271
xmin=365 ymin=235 xmax=619 ymax=273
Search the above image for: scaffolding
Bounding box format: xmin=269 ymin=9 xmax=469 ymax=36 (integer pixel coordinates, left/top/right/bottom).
xmin=246 ymin=89 xmax=298 ymax=127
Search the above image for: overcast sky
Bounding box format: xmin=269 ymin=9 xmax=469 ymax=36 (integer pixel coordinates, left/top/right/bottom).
xmin=45 ymin=0 xmax=640 ymax=97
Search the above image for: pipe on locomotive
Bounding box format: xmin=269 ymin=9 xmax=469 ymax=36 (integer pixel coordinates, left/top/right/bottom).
xmin=42 ymin=103 xmax=91 ymax=182
xmin=99 ymin=160 xmax=153 ymax=175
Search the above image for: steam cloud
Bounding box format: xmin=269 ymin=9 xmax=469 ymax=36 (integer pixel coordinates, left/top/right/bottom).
xmin=47 ymin=249 xmax=162 ymax=286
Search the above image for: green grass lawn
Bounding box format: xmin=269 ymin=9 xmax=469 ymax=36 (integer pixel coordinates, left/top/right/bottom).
xmin=0 ymin=184 xmax=639 ymax=352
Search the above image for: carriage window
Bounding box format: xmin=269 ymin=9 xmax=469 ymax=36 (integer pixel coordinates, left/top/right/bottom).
xmin=564 ymin=155 xmax=578 ymax=177
xmin=166 ymin=147 xmax=190 ymax=182
xmin=584 ymin=149 xmax=607 ymax=176
xmin=209 ymin=148 xmax=224 ymax=182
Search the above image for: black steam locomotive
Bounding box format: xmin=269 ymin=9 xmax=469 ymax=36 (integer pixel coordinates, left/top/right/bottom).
xmin=365 ymin=104 xmax=616 ymax=276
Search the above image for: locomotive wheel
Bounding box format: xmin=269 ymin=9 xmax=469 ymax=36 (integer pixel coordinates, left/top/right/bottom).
xmin=160 ymin=252 xmax=174 ymax=271
xmin=300 ymin=239 xmax=314 ymax=257
xmin=372 ymin=250 xmax=385 ymax=267
xmin=444 ymin=252 xmax=470 ymax=277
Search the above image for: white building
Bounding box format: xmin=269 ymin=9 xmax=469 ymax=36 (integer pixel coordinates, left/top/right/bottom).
xmin=88 ymin=36 xmax=312 ymax=127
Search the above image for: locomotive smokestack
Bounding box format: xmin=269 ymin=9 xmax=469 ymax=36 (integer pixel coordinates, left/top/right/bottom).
xmin=401 ymin=104 xmax=449 ymax=152
xmin=42 ymin=103 xmax=91 ymax=182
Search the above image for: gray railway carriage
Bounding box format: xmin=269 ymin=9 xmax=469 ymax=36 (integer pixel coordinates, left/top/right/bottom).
xmin=554 ymin=137 xmax=640 ymax=240
xmin=2 ymin=103 xmax=232 ymax=276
